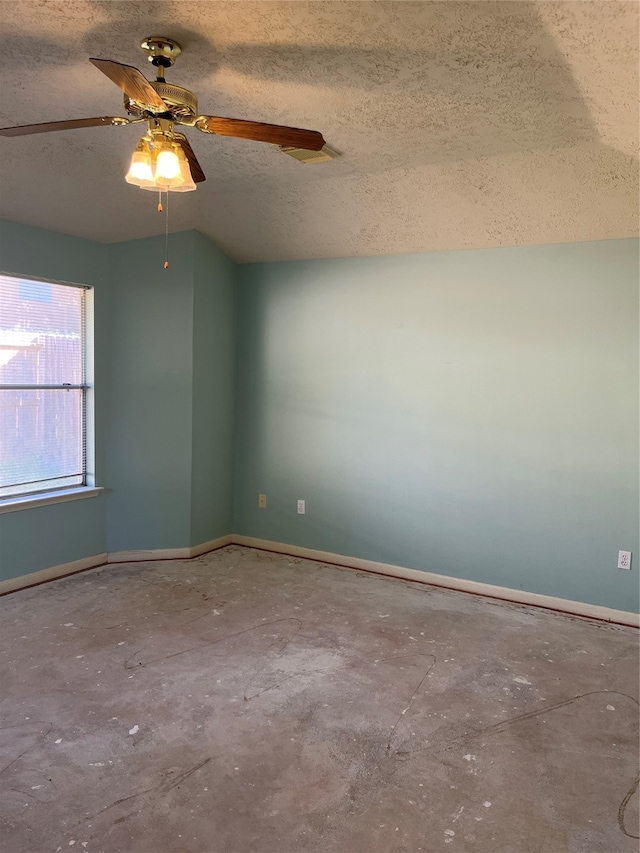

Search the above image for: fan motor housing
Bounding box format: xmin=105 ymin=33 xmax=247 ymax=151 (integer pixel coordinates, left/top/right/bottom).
xmin=125 ymin=82 xmax=198 ymax=124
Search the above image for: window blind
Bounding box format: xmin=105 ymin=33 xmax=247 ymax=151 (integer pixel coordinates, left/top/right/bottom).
xmin=0 ymin=274 xmax=88 ymax=498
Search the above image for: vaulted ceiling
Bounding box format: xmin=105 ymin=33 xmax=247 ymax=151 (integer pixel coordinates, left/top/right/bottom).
xmin=0 ymin=1 xmax=637 ymax=262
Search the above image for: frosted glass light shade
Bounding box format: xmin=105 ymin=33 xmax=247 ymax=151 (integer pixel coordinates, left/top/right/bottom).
xmin=156 ymin=149 xmax=181 ymax=180
xmin=170 ymin=149 xmax=197 ymax=192
xmin=130 ymin=153 xmax=153 ymax=181
xmin=128 ymin=132 xmax=197 ymax=193
xmin=125 ymin=139 xmax=154 ymax=187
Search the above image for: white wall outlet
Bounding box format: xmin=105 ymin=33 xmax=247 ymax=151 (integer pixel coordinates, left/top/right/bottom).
xmin=617 ymin=550 xmax=632 ymax=570
xmin=258 ymin=494 xmax=267 ymax=509
xmin=297 ymin=499 xmax=306 ymax=515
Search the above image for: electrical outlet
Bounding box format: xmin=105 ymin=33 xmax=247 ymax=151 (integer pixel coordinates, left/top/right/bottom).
xmin=618 ymin=550 xmax=632 ymax=570
xmin=297 ymin=499 xmax=306 ymax=515
xmin=258 ymin=494 xmax=267 ymax=509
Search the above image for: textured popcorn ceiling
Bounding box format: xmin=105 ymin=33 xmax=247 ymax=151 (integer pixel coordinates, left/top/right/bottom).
xmin=0 ymin=1 xmax=637 ymax=262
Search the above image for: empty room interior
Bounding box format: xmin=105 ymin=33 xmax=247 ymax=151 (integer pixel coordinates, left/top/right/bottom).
xmin=0 ymin=2 xmax=639 ymax=851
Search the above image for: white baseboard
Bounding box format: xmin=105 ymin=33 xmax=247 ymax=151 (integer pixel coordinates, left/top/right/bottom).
xmin=107 ymin=547 xmax=192 ymax=563
xmin=107 ymin=534 xmax=234 ymax=564
xmin=190 ymin=534 xmax=233 ymax=557
xmin=4 ymin=534 xmax=637 ymax=628
xmin=1 ymin=535 xmax=234 ymax=594
xmin=231 ymin=535 xmax=640 ymax=628
xmin=0 ymin=552 xmax=108 ymax=595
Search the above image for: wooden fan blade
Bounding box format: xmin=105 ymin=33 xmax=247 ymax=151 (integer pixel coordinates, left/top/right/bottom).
xmin=175 ymin=135 xmax=206 ymax=183
xmin=90 ymin=58 xmax=167 ymax=110
xmin=195 ymin=116 xmax=325 ymax=151
xmin=0 ymin=116 xmax=134 ymax=137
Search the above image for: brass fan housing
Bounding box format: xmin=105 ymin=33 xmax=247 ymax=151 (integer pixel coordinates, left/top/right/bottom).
xmin=124 ymin=81 xmax=199 ymax=123
xmin=140 ymin=36 xmax=182 ymax=68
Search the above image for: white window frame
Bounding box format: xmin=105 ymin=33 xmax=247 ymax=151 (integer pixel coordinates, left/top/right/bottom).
xmin=0 ymin=273 xmax=101 ymax=513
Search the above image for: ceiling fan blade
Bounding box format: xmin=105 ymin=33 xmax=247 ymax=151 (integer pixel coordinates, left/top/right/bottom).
xmin=90 ymin=58 xmax=167 ymax=111
xmin=175 ymin=135 xmax=206 ymax=183
xmin=195 ymin=116 xmax=325 ymax=151
xmin=0 ymin=116 xmax=135 ymax=137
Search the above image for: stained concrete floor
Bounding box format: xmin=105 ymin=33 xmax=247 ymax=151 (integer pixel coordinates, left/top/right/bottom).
xmin=1 ymin=546 xmax=638 ymax=853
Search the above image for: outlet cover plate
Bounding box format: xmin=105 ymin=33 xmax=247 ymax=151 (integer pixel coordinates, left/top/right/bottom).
xmin=618 ymin=550 xmax=632 ymax=570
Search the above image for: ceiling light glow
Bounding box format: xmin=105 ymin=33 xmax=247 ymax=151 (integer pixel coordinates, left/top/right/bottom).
xmin=156 ymin=148 xmax=181 ymax=180
xmin=126 ymin=128 xmax=194 ymax=192
xmin=125 ymin=138 xmax=154 ymax=186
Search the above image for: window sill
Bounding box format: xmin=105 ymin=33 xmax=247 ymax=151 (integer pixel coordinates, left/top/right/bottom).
xmin=0 ymin=486 xmax=104 ymax=515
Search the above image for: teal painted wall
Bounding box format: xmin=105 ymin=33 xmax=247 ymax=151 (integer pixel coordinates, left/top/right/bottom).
xmin=190 ymin=231 xmax=236 ymax=546
xmin=233 ymin=240 xmax=640 ymax=613
xmin=105 ymin=230 xmax=236 ymax=552
xmin=2 ymin=219 xmax=637 ymax=615
xmin=105 ymin=232 xmax=195 ymax=552
xmin=0 ymin=221 xmax=109 ymax=579
xmin=0 ymin=223 xmax=236 ymax=580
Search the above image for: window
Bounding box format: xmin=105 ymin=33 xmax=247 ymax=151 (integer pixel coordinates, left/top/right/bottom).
xmin=0 ymin=274 xmax=92 ymax=499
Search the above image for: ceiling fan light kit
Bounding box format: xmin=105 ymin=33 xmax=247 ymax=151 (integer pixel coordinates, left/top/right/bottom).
xmin=125 ymin=119 xmax=197 ymax=193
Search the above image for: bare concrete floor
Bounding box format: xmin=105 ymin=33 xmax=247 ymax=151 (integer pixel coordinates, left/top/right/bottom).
xmin=1 ymin=545 xmax=638 ymax=853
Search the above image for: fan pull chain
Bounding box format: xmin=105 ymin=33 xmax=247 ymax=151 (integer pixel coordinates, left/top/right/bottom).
xmin=157 ymin=190 xmax=163 ymax=212
xmin=164 ymin=191 xmax=170 ymax=269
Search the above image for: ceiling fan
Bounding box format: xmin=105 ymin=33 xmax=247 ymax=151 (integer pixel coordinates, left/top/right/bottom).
xmin=0 ymin=36 xmax=327 ymax=192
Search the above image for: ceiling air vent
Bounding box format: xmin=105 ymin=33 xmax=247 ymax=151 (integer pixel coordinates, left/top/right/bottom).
xmin=279 ymin=144 xmax=339 ymax=164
